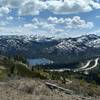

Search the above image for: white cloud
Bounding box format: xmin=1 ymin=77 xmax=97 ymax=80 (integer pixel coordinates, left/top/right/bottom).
xmin=0 ymin=0 xmax=97 ymax=37
xmin=43 ymin=0 xmax=100 ymax=14
xmin=46 ymin=0 xmax=92 ymax=14
xmin=48 ymin=17 xmax=64 ymax=24
xmin=0 ymin=21 xmax=8 ymax=26
xmin=24 ymin=18 xmax=55 ymax=31
xmin=47 ymin=16 xmax=94 ymax=29
xmin=24 ymin=23 xmax=38 ymax=29
xmin=0 ymin=26 xmax=34 ymax=35
xmin=66 ymin=16 xmax=94 ymax=29
xmin=0 ymin=0 xmax=24 ymax=8
xmin=6 ymin=16 xmax=13 ymax=20
xmin=90 ymin=0 xmax=100 ymax=9
xmin=18 ymin=0 xmax=47 ymax=16
xmin=19 ymin=0 xmax=94 ymax=15
xmin=96 ymin=15 xmax=100 ymax=18
xmin=0 ymin=14 xmax=94 ymax=37
xmin=88 ymin=28 xmax=100 ymax=36
xmin=50 ymin=28 xmax=64 ymax=34
xmin=21 ymin=16 xmax=94 ymax=37
xmin=1 ymin=0 xmax=100 ymax=16
xmin=0 ymin=6 xmax=10 ymax=17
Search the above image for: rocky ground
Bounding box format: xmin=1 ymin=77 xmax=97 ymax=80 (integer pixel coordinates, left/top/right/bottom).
xmin=0 ymin=78 xmax=100 ymax=100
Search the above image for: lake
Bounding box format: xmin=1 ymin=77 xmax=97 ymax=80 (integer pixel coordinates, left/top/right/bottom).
xmin=27 ymin=58 xmax=54 ymax=66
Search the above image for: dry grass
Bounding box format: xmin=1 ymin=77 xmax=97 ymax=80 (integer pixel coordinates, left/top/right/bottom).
xmin=0 ymin=78 xmax=100 ymax=100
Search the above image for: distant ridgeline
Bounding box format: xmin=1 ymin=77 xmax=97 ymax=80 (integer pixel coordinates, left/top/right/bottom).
xmin=0 ymin=34 xmax=100 ymax=64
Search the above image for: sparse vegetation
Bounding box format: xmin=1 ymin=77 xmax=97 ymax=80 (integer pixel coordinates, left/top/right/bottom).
xmin=0 ymin=56 xmax=100 ymax=97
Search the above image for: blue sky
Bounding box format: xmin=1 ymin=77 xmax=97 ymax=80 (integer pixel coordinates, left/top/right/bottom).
xmin=0 ymin=0 xmax=100 ymax=37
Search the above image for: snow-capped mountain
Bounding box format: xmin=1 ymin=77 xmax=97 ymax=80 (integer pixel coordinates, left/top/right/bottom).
xmin=58 ymin=34 xmax=100 ymax=50
xmin=0 ymin=34 xmax=100 ymax=63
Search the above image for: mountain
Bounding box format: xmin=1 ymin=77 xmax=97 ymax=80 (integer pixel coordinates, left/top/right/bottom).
xmin=0 ymin=34 xmax=100 ymax=64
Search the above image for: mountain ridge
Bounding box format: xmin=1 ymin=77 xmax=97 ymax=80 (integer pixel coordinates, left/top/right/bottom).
xmin=0 ymin=34 xmax=100 ymax=63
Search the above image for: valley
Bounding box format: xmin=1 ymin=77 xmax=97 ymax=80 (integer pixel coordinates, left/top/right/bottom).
xmin=0 ymin=34 xmax=100 ymax=100
xmin=1 ymin=0 xmax=100 ymax=99
xmin=0 ymin=34 xmax=100 ymax=64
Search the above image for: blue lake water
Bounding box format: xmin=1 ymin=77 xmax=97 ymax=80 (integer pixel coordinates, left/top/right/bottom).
xmin=27 ymin=58 xmax=54 ymax=66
